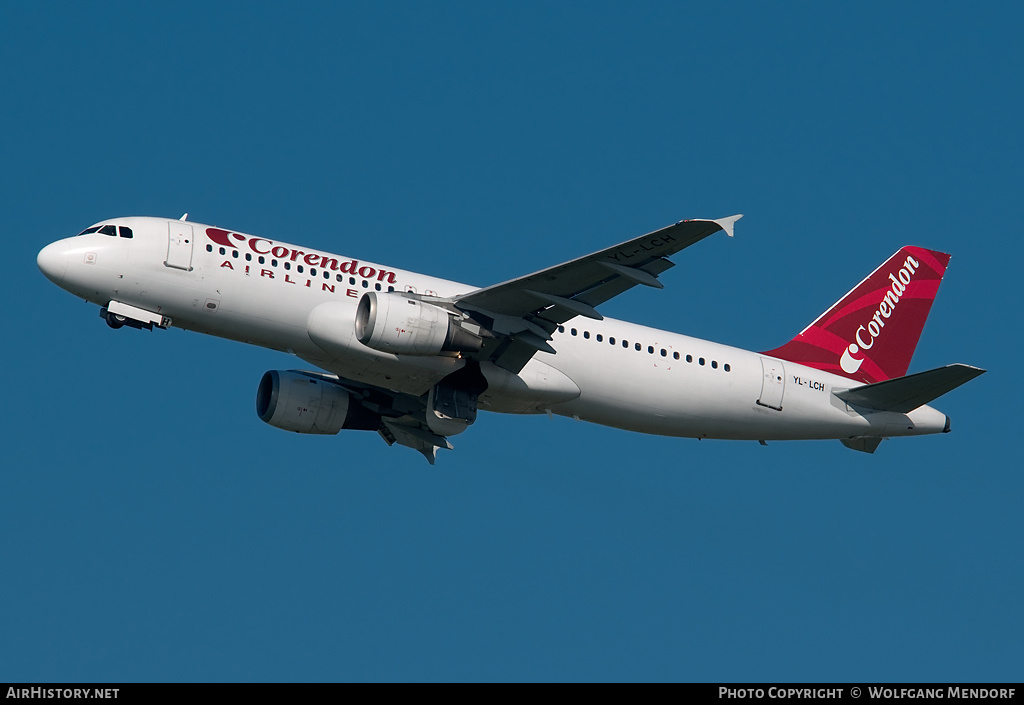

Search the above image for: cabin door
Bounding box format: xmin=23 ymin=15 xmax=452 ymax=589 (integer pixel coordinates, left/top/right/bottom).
xmin=757 ymin=358 xmax=786 ymax=411
xmin=166 ymin=222 xmax=195 ymax=271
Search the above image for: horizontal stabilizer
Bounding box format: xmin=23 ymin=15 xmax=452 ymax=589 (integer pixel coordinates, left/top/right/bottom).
xmin=835 ymin=364 xmax=985 ymax=413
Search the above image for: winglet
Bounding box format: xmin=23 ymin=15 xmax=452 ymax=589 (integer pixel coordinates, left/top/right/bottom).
xmin=713 ymin=214 xmax=743 ymax=238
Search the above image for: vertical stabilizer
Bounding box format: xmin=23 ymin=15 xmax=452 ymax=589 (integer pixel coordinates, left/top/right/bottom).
xmin=762 ymin=246 xmax=951 ymax=384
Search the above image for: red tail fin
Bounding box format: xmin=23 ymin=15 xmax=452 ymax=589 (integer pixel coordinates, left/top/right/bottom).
xmin=762 ymin=246 xmax=951 ymax=384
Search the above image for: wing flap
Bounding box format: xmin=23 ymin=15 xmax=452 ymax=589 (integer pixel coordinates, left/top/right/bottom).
xmin=380 ymin=417 xmax=453 ymax=465
xmin=597 ymin=260 xmax=665 ymax=288
xmin=834 ymin=364 xmax=985 ymax=413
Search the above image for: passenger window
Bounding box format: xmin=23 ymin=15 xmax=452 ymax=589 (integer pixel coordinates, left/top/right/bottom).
xmin=206 ymin=244 xmax=213 ymax=252
xmin=219 ymin=247 xmax=226 ymax=255
xmin=583 ymin=331 xmax=590 ymax=339
xmin=297 ymin=265 xmax=303 ymax=273
xmin=648 ymin=346 xmax=654 ymax=354
xmin=259 ymin=256 xmax=265 ymax=264
xmin=119 ymin=226 xmax=133 ymax=238
xmin=99 ymin=225 xmax=117 ymax=236
xmin=712 ymin=360 xmax=718 ymax=369
xmin=571 ymin=329 xmax=578 ymax=336
xmin=596 ymin=334 xmax=603 ymax=342
xmin=635 ymin=343 xmax=641 ymax=351
xmin=362 ymin=280 xmax=368 ymax=288
xmin=284 ymin=262 xmax=291 ymax=270
xmin=699 ymin=358 xmax=705 ymax=366
xmin=558 ymin=326 xmax=565 ymax=333
xmin=673 ymin=352 xmax=679 ymax=360
xmin=309 ymin=268 xmax=316 ymax=276
xmin=336 ymin=274 xmax=343 ymax=282
xmin=375 ymin=283 xmax=382 ymax=291
xmin=324 ymin=271 xmax=330 ymax=279
xmin=724 ymin=364 xmax=731 ymax=372
xmin=388 ymin=286 xmax=395 ymax=292
xmin=609 ymin=337 xmax=615 ymax=345
xmin=272 ymin=259 xmax=278 ymax=267
xmin=686 ymin=355 xmax=693 ymax=363
xmin=660 ymin=349 xmax=667 ymax=357
xmin=622 ymin=340 xmax=628 ymax=348
xmin=232 ymin=250 xmax=239 ymax=258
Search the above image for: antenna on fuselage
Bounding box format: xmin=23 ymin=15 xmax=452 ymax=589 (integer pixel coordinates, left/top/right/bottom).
xmin=179 ymin=213 xmax=189 ymax=221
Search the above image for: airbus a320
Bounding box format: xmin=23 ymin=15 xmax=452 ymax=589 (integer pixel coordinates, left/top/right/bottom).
xmin=37 ymin=214 xmax=984 ymax=462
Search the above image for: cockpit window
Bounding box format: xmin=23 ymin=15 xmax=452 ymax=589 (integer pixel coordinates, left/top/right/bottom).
xmin=77 ymin=226 xmax=102 ymax=236
xmin=119 ymin=226 xmax=133 ymax=238
xmin=99 ymin=225 xmax=117 ymax=236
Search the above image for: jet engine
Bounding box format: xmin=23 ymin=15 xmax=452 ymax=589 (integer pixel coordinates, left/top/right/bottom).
xmin=354 ymin=292 xmax=482 ymax=355
xmin=256 ymin=370 xmax=379 ymax=434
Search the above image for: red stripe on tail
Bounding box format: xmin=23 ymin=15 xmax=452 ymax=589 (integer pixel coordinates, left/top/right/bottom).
xmin=762 ymin=246 xmax=951 ymax=384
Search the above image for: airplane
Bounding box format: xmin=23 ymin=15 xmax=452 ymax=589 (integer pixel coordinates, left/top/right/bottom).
xmin=37 ymin=214 xmax=984 ymax=463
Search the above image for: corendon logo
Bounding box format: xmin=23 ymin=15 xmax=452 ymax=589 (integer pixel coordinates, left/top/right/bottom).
xmin=206 ymin=227 xmax=397 ymax=284
xmin=840 ymin=254 xmax=921 ymax=374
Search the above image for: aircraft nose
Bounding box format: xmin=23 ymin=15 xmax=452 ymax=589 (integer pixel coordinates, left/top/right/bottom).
xmin=37 ymin=241 xmax=69 ymax=284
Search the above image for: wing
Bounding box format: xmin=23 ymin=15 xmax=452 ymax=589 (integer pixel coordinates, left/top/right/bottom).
xmin=456 ymin=215 xmax=742 ymax=372
xmin=293 ymin=370 xmax=453 ymax=464
xmin=300 ymin=215 xmax=743 ymax=463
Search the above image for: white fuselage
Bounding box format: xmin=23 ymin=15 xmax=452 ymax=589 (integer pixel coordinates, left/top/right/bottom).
xmin=38 ymin=217 xmax=949 ymax=443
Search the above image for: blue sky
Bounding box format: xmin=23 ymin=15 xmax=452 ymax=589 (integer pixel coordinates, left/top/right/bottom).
xmin=1 ymin=2 xmax=1019 ymax=682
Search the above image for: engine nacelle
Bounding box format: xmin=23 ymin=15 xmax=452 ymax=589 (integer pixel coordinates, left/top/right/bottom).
xmin=256 ymin=370 xmax=378 ymax=434
xmin=354 ymin=292 xmax=482 ymax=355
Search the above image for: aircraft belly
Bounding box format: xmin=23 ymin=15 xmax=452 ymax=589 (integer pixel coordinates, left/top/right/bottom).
xmin=478 ymin=359 xmax=581 ymax=413
xmin=544 ymin=343 xmax=771 ymax=437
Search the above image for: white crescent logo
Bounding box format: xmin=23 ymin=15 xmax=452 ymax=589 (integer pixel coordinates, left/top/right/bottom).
xmin=840 ymin=344 xmax=864 ymax=374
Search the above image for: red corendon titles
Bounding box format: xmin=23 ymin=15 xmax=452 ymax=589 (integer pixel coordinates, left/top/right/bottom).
xmin=206 ymin=227 xmax=397 ymax=284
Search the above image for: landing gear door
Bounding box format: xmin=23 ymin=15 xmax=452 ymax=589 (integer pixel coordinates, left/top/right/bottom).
xmin=166 ymin=222 xmax=194 ymax=271
xmin=757 ymin=358 xmax=786 ymax=411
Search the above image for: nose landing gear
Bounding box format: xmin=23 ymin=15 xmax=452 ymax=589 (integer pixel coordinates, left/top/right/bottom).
xmin=99 ymin=305 xmax=160 ymax=331
xmin=105 ymin=311 xmax=126 ymax=329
